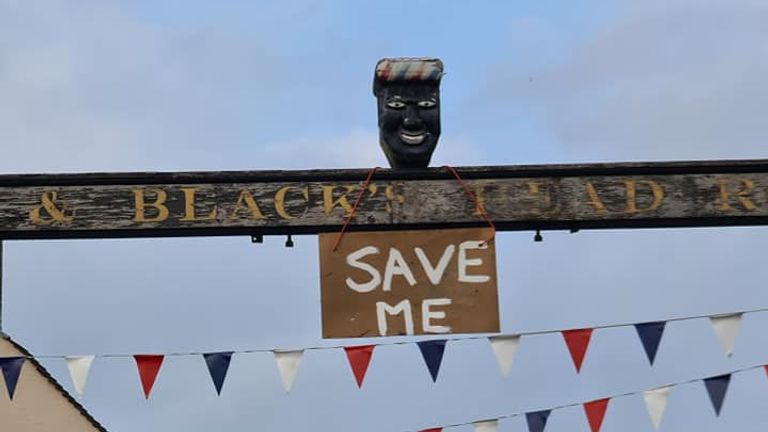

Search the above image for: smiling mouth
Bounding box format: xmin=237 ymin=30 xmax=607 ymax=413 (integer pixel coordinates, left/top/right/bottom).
xmin=400 ymin=131 xmax=427 ymax=145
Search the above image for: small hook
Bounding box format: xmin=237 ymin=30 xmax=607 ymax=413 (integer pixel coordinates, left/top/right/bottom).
xmin=285 ymin=234 xmax=294 ymax=248
xmin=534 ymin=229 xmax=543 ymax=242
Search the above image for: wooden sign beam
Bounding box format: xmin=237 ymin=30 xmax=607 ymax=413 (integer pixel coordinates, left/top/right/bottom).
xmin=1 ymin=159 xmax=767 ymax=240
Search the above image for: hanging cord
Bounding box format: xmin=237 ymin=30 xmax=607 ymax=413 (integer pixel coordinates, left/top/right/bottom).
xmin=443 ymin=165 xmax=496 ymax=243
xmin=30 ymin=305 xmax=768 ymax=359
xmin=332 ymin=167 xmax=380 ymax=251
xmin=332 ymin=165 xmax=496 ymax=251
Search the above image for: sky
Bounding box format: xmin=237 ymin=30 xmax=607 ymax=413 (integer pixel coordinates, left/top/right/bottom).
xmin=2 ymin=0 xmax=768 ymax=430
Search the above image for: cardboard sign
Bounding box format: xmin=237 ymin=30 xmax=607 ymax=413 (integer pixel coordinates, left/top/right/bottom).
xmin=319 ymin=228 xmax=499 ymax=338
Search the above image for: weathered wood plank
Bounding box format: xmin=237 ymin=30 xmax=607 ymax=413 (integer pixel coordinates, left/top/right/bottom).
xmin=1 ymin=160 xmax=768 ymax=239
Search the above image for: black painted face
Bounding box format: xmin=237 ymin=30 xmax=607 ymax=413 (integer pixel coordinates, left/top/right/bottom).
xmin=376 ymin=82 xmax=440 ymax=169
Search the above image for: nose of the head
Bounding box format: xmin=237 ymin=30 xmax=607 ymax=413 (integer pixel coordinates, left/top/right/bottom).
xmin=402 ymin=105 xmax=423 ymax=130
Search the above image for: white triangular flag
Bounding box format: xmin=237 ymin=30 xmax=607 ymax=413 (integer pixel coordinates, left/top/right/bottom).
xmin=489 ymin=335 xmax=519 ymax=377
xmin=274 ymin=350 xmax=303 ymax=392
xmin=710 ymin=313 xmax=742 ymax=356
xmin=65 ymin=355 xmax=95 ymax=397
xmin=473 ymin=419 xmax=498 ymax=432
xmin=643 ymin=386 xmax=671 ymax=430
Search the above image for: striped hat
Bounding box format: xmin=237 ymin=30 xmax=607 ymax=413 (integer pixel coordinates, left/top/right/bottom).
xmin=373 ymin=58 xmax=443 ymax=94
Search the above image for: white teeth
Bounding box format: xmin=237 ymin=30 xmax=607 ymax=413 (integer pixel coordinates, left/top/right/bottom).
xmin=400 ymin=133 xmax=426 ymax=145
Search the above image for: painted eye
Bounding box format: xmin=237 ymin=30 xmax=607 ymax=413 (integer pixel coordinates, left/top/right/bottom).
xmin=417 ymin=100 xmax=436 ymax=108
xmin=386 ymin=100 xmax=406 ymax=109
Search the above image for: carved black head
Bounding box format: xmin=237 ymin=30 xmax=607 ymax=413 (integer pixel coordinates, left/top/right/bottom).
xmin=373 ymin=58 xmax=443 ymax=169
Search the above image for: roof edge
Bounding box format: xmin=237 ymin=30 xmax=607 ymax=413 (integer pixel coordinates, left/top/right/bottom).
xmin=1 ymin=332 xmax=109 ymax=432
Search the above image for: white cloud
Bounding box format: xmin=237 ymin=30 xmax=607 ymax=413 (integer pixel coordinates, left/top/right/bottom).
xmin=0 ymin=0 xmax=290 ymax=173
xmin=251 ymin=128 xmax=482 ymax=170
xmin=0 ymin=0 xmax=150 ymax=172
xmin=484 ymin=0 xmax=768 ymax=161
xmin=255 ymin=128 xmax=387 ymax=170
xmin=0 ymin=1 xmax=482 ymax=175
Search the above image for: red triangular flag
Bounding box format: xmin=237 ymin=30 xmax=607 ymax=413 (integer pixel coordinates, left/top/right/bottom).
xmin=562 ymin=328 xmax=593 ymax=373
xmin=584 ymin=398 xmax=610 ymax=432
xmin=764 ymin=365 xmax=768 ymax=377
xmin=134 ymin=355 xmax=164 ymax=399
xmin=344 ymin=345 xmax=375 ymax=388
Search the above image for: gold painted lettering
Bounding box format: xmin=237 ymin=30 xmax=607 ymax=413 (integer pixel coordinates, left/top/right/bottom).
xmin=323 ymin=185 xmax=356 ymax=216
xmin=624 ymin=180 xmax=664 ymax=213
xmin=584 ymin=182 xmax=606 ymax=214
xmin=132 ymin=188 xmax=169 ymax=223
xmin=472 ymin=184 xmax=488 ymax=216
xmin=384 ymin=184 xmax=405 ymax=213
xmin=274 ymin=186 xmax=309 ymax=219
xmin=526 ymin=181 xmax=558 ymax=215
xmin=719 ymin=178 xmax=757 ymax=211
xmin=179 ymin=187 xmax=217 ymax=221
xmin=29 ymin=191 xmax=74 ymax=225
xmin=230 ymin=189 xmax=266 ymax=220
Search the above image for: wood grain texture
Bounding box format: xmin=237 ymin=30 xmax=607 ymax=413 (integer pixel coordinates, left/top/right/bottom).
xmin=1 ymin=161 xmax=767 ymax=239
xmin=319 ymin=228 xmax=499 ymax=338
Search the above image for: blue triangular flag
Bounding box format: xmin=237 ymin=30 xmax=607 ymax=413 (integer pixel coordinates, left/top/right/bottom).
xmin=635 ymin=321 xmax=666 ymax=365
xmin=0 ymin=357 xmax=25 ymax=400
xmin=526 ymin=410 xmax=551 ymax=432
xmin=417 ymin=340 xmax=446 ymax=382
xmin=203 ymin=352 xmax=233 ymax=395
xmin=704 ymin=374 xmax=731 ymax=416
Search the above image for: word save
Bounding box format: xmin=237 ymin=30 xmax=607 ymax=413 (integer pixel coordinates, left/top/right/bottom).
xmin=344 ymin=240 xmax=490 ymax=336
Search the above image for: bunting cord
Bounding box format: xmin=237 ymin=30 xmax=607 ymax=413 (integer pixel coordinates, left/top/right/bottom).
xmin=410 ymin=362 xmax=768 ymax=432
xmin=24 ymin=305 xmax=768 ymax=360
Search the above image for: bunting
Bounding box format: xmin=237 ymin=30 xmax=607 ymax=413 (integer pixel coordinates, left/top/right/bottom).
xmin=0 ymin=344 xmax=765 ymax=431
xmin=562 ymin=329 xmax=593 ymax=373
xmin=274 ymin=350 xmax=303 ymax=392
xmin=526 ymin=410 xmax=551 ymax=432
xmin=473 ymin=420 xmax=497 ymax=432
xmin=203 ymin=352 xmax=233 ymax=395
xmin=489 ymin=335 xmax=519 ymax=377
xmin=2 ymin=308 xmax=762 ymax=391
xmin=417 ymin=340 xmax=447 ymax=382
xmin=643 ymin=386 xmax=671 ymax=431
xmin=344 ymin=345 xmax=375 ymax=388
xmin=134 ymin=355 xmax=164 ymax=399
xmin=583 ymin=398 xmax=609 ymax=432
xmin=411 ymin=363 xmax=763 ymax=432
xmin=0 ymin=306 xmax=765 ymax=432
xmin=0 ymin=357 xmax=25 ymax=400
xmin=65 ymin=355 xmax=95 ymax=397
xmin=709 ymin=314 xmax=742 ymax=356
xmin=635 ymin=322 xmax=666 ymax=365
xmin=703 ymin=374 xmax=731 ymax=416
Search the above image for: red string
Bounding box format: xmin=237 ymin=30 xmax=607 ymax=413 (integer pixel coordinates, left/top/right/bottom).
xmin=332 ymin=165 xmax=495 ymax=251
xmin=332 ymin=167 xmax=380 ymax=251
xmin=442 ymin=165 xmax=496 ymax=242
